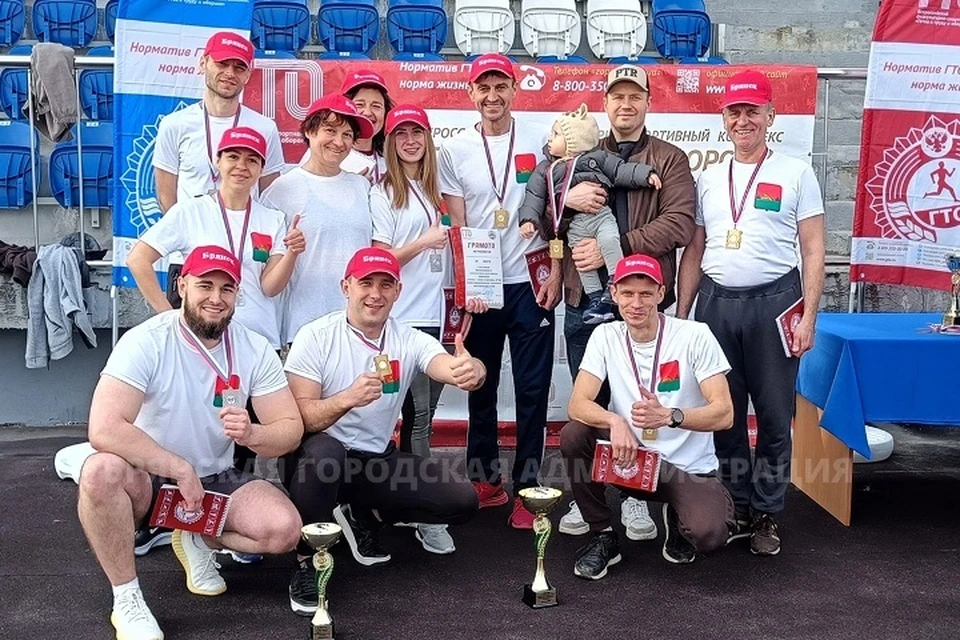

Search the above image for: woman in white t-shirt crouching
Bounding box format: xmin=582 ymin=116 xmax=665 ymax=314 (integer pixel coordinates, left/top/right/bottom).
xmin=262 ymin=94 xmax=375 ymax=344
xmin=370 ymin=105 xmax=454 ymax=553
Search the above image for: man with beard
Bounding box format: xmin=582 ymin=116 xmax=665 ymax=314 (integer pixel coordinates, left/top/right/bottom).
xmin=78 ymin=245 xmax=304 ymax=640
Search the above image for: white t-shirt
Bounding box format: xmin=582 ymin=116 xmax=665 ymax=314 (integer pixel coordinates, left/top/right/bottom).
xmin=153 ymin=102 xmax=286 ymax=204
xmin=139 ymin=195 xmax=288 ymax=348
xmin=370 ymin=180 xmax=447 ymax=327
xmin=101 ymin=311 xmax=288 ymax=477
xmin=438 ymin=120 xmax=549 ymax=283
xmin=285 ymin=311 xmax=447 ymax=453
xmin=301 ymin=147 xmax=387 ymax=182
xmin=695 ymin=152 xmax=824 ymax=288
xmin=261 ymin=167 xmax=372 ymax=343
xmin=579 ymin=316 xmax=731 ymax=474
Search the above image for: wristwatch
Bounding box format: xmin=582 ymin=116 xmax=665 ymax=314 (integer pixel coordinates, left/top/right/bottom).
xmin=668 ymin=408 xmax=685 ymax=428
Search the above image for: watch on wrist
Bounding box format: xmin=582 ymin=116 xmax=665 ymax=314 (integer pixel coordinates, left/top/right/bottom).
xmin=669 ymin=408 xmax=684 ymax=428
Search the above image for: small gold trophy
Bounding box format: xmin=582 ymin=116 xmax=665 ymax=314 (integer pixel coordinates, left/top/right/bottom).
xmin=518 ymin=486 xmax=563 ymax=609
xmin=301 ymin=523 xmax=343 ymax=640
xmin=945 ymin=255 xmax=960 ymax=327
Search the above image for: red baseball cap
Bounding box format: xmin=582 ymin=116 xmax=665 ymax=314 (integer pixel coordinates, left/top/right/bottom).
xmin=721 ymin=70 xmax=773 ymax=109
xmin=204 ymin=31 xmax=254 ymax=67
xmin=385 ymin=104 xmax=430 ymax=135
xmin=340 ymin=69 xmax=388 ymax=96
xmin=344 ymin=247 xmax=401 ymax=281
xmin=469 ymin=53 xmax=516 ymax=83
xmin=182 ymin=245 xmax=242 ymax=283
xmin=218 ymin=126 xmax=267 ymax=161
xmin=612 ymin=254 xmax=663 ymax=285
xmin=304 ymin=94 xmax=375 ymax=139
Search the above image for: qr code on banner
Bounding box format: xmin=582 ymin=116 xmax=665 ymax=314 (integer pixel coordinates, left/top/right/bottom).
xmin=676 ymin=68 xmax=700 ymax=94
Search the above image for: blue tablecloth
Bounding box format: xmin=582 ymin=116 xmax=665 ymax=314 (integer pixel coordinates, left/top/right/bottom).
xmin=797 ymin=313 xmax=960 ymax=458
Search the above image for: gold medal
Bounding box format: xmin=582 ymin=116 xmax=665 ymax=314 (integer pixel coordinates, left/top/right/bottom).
xmin=494 ymin=208 xmax=509 ymax=229
xmin=725 ymin=228 xmax=743 ymax=250
xmin=374 ymin=354 xmax=393 ymax=382
xmin=642 ymin=428 xmax=658 ymax=441
xmin=549 ymin=238 xmax=564 ymax=259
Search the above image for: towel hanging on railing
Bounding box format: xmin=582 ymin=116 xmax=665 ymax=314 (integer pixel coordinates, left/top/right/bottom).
xmin=23 ymin=42 xmax=78 ymax=143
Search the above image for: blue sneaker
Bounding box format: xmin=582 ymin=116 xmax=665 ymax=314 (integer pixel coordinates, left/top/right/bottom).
xmin=582 ymin=291 xmax=614 ymax=325
xmin=220 ymin=549 xmax=263 ymax=564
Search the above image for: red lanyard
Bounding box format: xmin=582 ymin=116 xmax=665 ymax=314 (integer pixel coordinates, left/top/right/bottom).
xmin=203 ymin=104 xmax=242 ymax=183
xmin=727 ymin=149 xmax=770 ymax=228
xmin=407 ymin=179 xmax=438 ymax=226
xmin=546 ymin=156 xmax=578 ymax=238
xmin=625 ymin=314 xmax=665 ymax=395
xmin=480 ymin=122 xmax=516 ymax=208
xmin=179 ymin=319 xmax=233 ymax=384
xmin=215 ymin=193 xmax=252 ymax=261
xmin=348 ymin=323 xmax=386 ymax=353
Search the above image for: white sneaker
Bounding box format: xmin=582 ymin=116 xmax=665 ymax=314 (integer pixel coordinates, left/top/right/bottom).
xmin=415 ymin=524 xmax=455 ymax=554
xmin=621 ymin=498 xmax=658 ymax=541
xmin=111 ymin=589 xmax=164 ymax=640
xmin=559 ymin=501 xmax=590 ymax=536
xmin=172 ymin=530 xmax=226 ymax=596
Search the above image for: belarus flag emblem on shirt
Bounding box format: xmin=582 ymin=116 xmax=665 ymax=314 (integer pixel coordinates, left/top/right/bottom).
xmin=657 ymin=360 xmax=680 ymax=392
xmin=754 ymin=183 xmax=782 ymax=212
xmin=251 ymin=233 xmax=272 ymax=263
xmin=515 ymin=154 xmax=537 ymax=184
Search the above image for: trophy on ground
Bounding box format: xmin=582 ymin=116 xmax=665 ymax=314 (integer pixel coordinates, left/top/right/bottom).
xmin=944 ymin=255 xmax=960 ymax=327
xmin=518 ymin=486 xmax=563 ymax=609
xmin=301 ymin=523 xmax=343 ymax=639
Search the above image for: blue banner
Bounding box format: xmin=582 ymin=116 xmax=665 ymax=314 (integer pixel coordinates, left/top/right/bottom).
xmin=111 ymin=0 xmax=254 ymax=287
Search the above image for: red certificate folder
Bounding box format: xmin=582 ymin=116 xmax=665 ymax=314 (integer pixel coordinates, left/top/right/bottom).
xmin=776 ymin=298 xmax=804 ymax=358
xmin=525 ymin=247 xmax=552 ymax=298
xmin=591 ymin=439 xmax=662 ymax=492
xmin=149 ymin=484 xmax=232 ymax=537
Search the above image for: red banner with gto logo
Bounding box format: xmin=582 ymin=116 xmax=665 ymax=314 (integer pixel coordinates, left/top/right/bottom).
xmin=851 ymin=0 xmax=960 ymax=290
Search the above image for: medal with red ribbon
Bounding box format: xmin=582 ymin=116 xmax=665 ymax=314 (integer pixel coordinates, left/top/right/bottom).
xmin=203 ymin=104 xmax=242 ymax=185
xmin=408 ymin=179 xmax=444 ymax=273
xmin=726 ymin=149 xmax=770 ymax=250
xmin=179 ymin=319 xmax=239 ymax=408
xmin=480 ymin=122 xmax=516 ymax=229
xmin=349 ymin=324 xmax=399 ymax=393
xmin=545 ymin=156 xmax=578 ymax=259
xmin=625 ymin=313 xmax=666 ymax=441
xmin=216 ymin=192 xmax=251 ymax=306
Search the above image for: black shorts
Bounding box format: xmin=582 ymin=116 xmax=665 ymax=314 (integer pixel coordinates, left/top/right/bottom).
xmin=141 ymin=468 xmax=262 ymax=528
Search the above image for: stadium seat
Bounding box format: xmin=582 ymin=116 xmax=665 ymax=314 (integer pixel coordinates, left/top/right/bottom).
xmin=453 ymin=0 xmax=514 ymax=57
xmin=651 ymin=0 xmax=711 ymax=59
xmin=251 ymin=0 xmax=311 ymax=53
xmin=393 ymin=51 xmax=445 ymax=61
xmin=317 ymin=0 xmax=380 ymax=57
xmin=537 ymin=54 xmax=588 ymax=64
xmin=0 ymin=0 xmax=25 ymax=47
xmin=0 ymin=44 xmax=32 ymax=121
xmin=255 ymin=49 xmax=299 ymax=59
xmin=78 ymin=45 xmax=113 ymax=121
xmin=0 ymin=120 xmax=40 ymax=209
xmin=104 ymin=0 xmax=118 ymax=43
xmin=608 ymin=55 xmax=660 ymax=64
xmin=49 ymin=121 xmax=114 ymax=209
xmin=520 ymin=0 xmax=582 ymax=60
xmin=317 ymin=50 xmax=372 ymax=60
xmin=679 ymin=55 xmax=728 ymax=64
xmin=586 ymin=0 xmax=647 ymax=61
xmin=32 ymin=0 xmax=98 ymax=48
xmin=386 ymin=0 xmax=447 ymax=56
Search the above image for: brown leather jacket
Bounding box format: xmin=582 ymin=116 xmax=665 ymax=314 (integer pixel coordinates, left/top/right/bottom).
xmin=562 ymin=129 xmax=696 ymax=309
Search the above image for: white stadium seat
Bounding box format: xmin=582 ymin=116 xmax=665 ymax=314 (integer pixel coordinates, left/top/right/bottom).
xmin=520 ymin=0 xmax=582 ymax=59
xmin=454 ymin=0 xmax=516 ymax=56
xmin=586 ymin=0 xmax=647 ymax=60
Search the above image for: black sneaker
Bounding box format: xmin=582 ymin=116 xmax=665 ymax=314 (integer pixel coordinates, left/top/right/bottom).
xmin=333 ymin=504 xmax=391 ymax=566
xmin=582 ymin=291 xmax=615 ymax=326
xmin=726 ymin=510 xmax=752 ymax=544
xmin=661 ymin=504 xmax=696 ymax=564
xmin=134 ymin=527 xmax=173 ymax=557
xmin=750 ymin=513 xmax=781 ymax=556
xmin=573 ymin=530 xmax=622 ymax=580
xmin=289 ymin=558 xmax=318 ymax=617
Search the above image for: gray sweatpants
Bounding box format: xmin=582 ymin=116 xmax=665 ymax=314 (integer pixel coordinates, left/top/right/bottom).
xmin=566 ymin=206 xmax=623 ymax=295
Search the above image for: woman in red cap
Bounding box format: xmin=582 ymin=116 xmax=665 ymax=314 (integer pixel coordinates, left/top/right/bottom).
xmin=262 ymin=95 xmax=376 ymax=344
xmin=370 ymin=104 xmax=454 ymax=554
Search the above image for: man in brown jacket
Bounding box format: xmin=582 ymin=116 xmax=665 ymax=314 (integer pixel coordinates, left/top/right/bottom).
xmin=558 ymin=64 xmax=697 ymax=547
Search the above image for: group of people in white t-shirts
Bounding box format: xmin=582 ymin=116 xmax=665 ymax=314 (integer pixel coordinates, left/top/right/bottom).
xmin=77 ymin=34 xmax=826 ymax=639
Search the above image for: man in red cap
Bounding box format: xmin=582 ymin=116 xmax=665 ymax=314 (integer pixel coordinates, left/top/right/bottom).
xmin=78 ymin=245 xmax=304 ymax=639
xmin=153 ymin=31 xmax=285 ymax=308
xmin=282 ymin=247 xmax=484 ymax=615
xmin=677 ymin=69 xmax=825 ymax=556
xmin=561 ymin=253 xmax=735 ymax=579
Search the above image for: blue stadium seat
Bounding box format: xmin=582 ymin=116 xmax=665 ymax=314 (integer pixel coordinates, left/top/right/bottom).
xmin=317 ymin=50 xmax=372 ymax=59
xmin=679 ymin=55 xmax=727 ymax=64
xmin=537 ymin=54 xmax=589 ymax=64
xmin=317 ymin=0 xmax=380 ymax=57
xmin=104 ymin=0 xmax=117 ymax=43
xmin=0 ymin=0 xmax=25 ymax=46
xmin=252 ymin=0 xmax=311 ymax=53
xmin=386 ymin=0 xmax=447 ymax=56
xmin=255 ymin=49 xmax=299 ymax=59
xmin=393 ymin=51 xmax=445 ymax=61
xmin=0 ymin=120 xmax=40 ymax=209
xmin=32 ymin=0 xmax=98 ymax=48
xmin=49 ymin=121 xmax=114 ymax=209
xmin=651 ymin=0 xmax=711 ymax=59
xmin=79 ymin=45 xmax=113 ymax=121
xmin=0 ymin=44 xmax=32 ymax=121
xmin=608 ymin=56 xmax=661 ymax=64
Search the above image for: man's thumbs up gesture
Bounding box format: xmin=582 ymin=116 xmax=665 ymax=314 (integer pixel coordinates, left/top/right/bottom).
xmin=450 ymin=333 xmax=486 ymax=391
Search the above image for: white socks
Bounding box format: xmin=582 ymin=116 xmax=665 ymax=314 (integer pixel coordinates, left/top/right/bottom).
xmin=112 ymin=577 xmax=140 ymax=604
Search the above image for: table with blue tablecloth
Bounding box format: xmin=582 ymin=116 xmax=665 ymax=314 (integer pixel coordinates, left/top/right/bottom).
xmin=793 ymin=312 xmax=960 ymax=524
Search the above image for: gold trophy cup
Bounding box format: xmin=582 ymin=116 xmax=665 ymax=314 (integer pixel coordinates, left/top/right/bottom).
xmin=518 ymin=486 xmax=563 ymax=608
xmin=301 ymin=523 xmax=343 ymax=639
xmin=944 ymin=255 xmax=960 ymax=327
